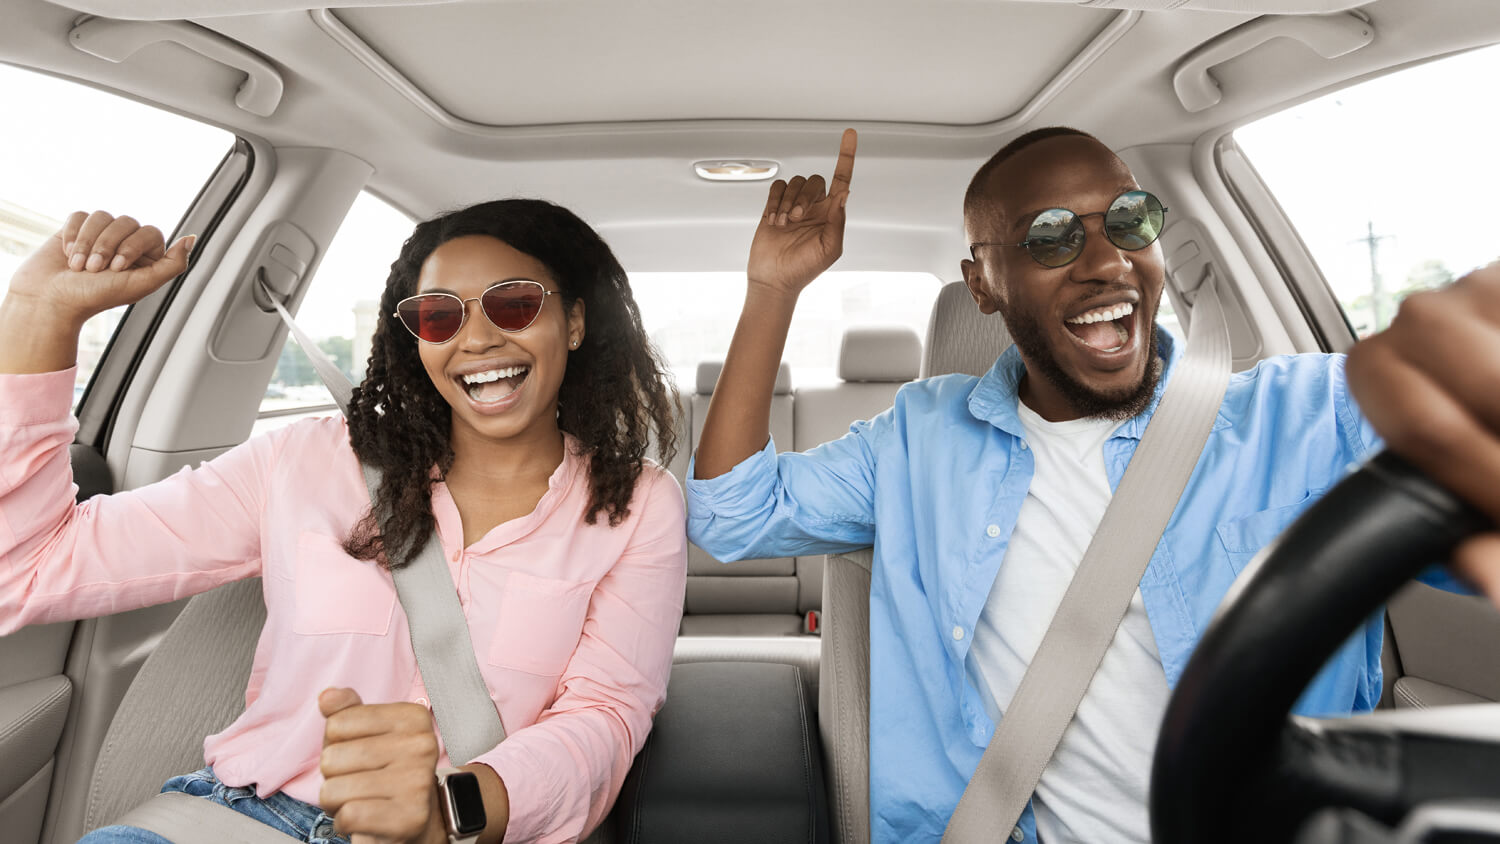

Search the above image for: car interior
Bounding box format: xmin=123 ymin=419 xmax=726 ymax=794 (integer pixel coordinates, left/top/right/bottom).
xmin=2 ymin=0 xmax=1500 ymax=842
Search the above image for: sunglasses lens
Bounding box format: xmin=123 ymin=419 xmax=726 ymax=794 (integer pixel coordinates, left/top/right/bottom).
xmin=1025 ymin=208 xmax=1085 ymax=268
xmin=397 ymin=295 xmax=464 ymax=343
xmin=1104 ymin=191 xmax=1165 ymax=251
xmin=482 ymin=282 xmax=547 ymax=331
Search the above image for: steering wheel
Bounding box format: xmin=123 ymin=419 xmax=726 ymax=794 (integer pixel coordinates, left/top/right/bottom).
xmin=1150 ymin=451 xmax=1500 ymax=844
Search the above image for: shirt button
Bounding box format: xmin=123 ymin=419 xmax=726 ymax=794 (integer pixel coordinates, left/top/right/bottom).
xmin=1011 ymin=826 xmax=1025 ymax=842
xmin=1018 ymin=440 xmax=1030 ymax=451
xmin=986 ymin=524 xmax=1001 ymax=538
xmin=952 ymin=626 xmax=965 ymax=641
xmin=415 ymin=697 xmax=430 ymax=708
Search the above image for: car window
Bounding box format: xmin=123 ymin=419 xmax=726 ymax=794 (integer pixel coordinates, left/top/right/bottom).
xmin=1234 ymin=44 xmax=1500 ymax=338
xmin=0 ymin=64 xmax=235 ymax=407
xmin=256 ymin=191 xmax=414 ymax=432
xmin=632 ymin=271 xmax=942 ymax=385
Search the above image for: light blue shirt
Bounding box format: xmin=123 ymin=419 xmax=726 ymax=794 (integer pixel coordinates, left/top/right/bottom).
xmin=685 ymin=329 xmax=1463 ymax=843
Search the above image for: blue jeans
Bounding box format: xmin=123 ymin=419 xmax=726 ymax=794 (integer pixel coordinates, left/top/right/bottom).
xmin=79 ymin=767 xmax=349 ymax=844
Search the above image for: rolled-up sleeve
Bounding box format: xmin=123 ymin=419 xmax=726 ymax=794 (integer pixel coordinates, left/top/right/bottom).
xmin=0 ymin=369 xmax=268 ymax=634
xmin=686 ymin=420 xmax=884 ymax=563
xmin=477 ymin=469 xmax=687 ymax=843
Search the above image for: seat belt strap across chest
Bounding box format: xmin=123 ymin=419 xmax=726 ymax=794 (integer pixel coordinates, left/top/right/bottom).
xmin=941 ymin=275 xmax=1232 ymax=842
xmin=260 ymin=274 xmax=507 ymax=765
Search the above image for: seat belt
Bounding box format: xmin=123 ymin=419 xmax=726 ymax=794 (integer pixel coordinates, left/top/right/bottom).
xmin=259 ymin=274 xmax=507 ymax=765
xmin=941 ymin=272 xmax=1232 ymax=842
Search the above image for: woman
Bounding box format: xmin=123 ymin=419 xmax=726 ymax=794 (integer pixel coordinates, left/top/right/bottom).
xmin=0 ymin=200 xmax=687 ymax=843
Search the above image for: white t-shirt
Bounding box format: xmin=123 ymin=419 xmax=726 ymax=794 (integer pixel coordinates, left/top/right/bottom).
xmin=965 ymin=401 xmax=1172 ymax=844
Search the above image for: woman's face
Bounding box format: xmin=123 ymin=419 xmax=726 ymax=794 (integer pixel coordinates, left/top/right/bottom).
xmin=412 ymin=235 xmax=585 ymax=446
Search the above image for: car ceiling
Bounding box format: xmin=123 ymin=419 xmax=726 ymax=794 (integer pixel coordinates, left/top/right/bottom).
xmin=6 ymin=0 xmax=1500 ymax=275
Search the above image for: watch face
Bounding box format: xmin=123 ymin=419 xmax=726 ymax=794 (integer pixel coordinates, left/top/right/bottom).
xmin=444 ymin=771 xmax=487 ymax=836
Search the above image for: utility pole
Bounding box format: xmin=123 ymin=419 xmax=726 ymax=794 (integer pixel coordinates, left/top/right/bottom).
xmin=1353 ymin=221 xmax=1395 ymax=332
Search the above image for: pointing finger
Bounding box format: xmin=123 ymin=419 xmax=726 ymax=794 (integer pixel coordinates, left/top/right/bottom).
xmin=830 ymin=128 xmax=857 ymax=198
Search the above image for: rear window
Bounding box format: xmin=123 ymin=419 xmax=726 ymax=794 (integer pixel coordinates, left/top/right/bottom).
xmin=631 ymin=271 xmax=941 ymax=385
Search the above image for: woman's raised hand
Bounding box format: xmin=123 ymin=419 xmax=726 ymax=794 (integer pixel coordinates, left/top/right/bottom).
xmin=5 ymin=210 xmax=194 ymax=327
xmin=746 ymin=129 xmax=856 ymax=298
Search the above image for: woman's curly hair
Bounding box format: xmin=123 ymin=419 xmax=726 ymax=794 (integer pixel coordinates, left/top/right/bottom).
xmin=341 ymin=198 xmax=678 ymax=568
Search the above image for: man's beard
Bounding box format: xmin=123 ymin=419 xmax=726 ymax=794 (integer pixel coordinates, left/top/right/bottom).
xmin=999 ymin=300 xmax=1162 ymax=421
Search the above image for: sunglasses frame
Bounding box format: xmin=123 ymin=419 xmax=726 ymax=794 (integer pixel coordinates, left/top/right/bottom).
xmin=970 ymin=190 xmax=1168 ymax=269
xmin=393 ymin=279 xmax=559 ymax=344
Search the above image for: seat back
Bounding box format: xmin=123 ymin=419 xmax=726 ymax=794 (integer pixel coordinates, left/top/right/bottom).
xmin=84 ymin=578 xmax=265 ymax=834
xmin=920 ymin=280 xmax=1013 ymax=379
xmin=819 ymin=282 xmax=1012 ymax=843
xmin=793 ymin=327 xmax=922 ymax=625
xmin=680 ymin=361 xmax=805 ymax=636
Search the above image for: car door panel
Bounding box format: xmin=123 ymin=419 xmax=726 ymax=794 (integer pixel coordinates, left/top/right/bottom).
xmin=1387 ymin=583 xmax=1500 ymax=706
xmin=0 ymin=622 xmax=75 ymax=842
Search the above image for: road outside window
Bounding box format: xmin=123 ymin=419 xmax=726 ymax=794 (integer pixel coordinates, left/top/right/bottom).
xmin=0 ymin=64 xmax=233 ymax=407
xmin=1235 ymin=44 xmax=1500 ymax=338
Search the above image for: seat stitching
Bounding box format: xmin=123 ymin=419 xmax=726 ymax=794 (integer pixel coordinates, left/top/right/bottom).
xmin=831 ymin=559 xmax=854 ymax=841
xmin=792 ymin=666 xmax=813 ymax=844
xmin=1394 ymin=682 xmax=1425 ymax=709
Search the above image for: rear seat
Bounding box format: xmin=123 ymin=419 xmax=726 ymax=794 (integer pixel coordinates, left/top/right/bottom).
xmin=680 ymin=361 xmax=801 ymax=636
xmin=790 ymin=326 xmax=922 ymax=620
xmin=672 ymin=327 xmax=922 ymax=637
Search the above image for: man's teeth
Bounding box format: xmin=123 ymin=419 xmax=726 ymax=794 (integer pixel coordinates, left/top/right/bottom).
xmin=1066 ymin=302 xmax=1134 ymax=325
xmin=461 ymin=365 xmax=528 ymax=385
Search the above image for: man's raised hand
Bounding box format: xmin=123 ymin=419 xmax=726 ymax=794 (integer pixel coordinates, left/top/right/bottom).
xmin=746 ymin=128 xmax=857 ymax=298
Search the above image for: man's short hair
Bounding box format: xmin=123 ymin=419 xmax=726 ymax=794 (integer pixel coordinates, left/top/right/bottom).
xmin=963 ymin=126 xmax=1101 ymax=227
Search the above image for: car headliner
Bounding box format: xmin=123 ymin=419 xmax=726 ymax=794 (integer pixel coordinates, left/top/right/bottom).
xmin=4 ymin=0 xmax=1498 ymax=276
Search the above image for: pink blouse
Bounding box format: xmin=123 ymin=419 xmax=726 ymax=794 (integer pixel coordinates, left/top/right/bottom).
xmin=0 ymin=368 xmax=687 ymax=843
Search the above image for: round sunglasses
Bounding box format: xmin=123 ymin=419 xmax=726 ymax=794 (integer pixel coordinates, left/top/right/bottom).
xmin=394 ymin=280 xmax=559 ymax=344
xmin=971 ymin=190 xmax=1168 ymax=268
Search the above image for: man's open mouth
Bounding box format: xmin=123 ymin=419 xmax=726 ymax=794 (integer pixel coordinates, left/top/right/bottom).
xmin=459 ymin=365 xmax=530 ymax=404
xmin=1064 ymin=302 xmax=1134 ymax=354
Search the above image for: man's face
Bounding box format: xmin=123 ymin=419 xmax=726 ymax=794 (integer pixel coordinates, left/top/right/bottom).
xmin=962 ymin=136 xmax=1166 ymax=422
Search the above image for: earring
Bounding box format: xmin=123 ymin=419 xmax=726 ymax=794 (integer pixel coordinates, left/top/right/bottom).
xmin=570 ymin=340 xmax=578 ymax=348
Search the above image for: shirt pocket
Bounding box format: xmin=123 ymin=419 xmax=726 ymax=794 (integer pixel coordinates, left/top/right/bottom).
xmin=486 ymin=571 xmax=594 ymax=676
xmin=291 ymin=530 xmax=396 ymax=636
xmin=1215 ymin=488 xmax=1325 ymax=576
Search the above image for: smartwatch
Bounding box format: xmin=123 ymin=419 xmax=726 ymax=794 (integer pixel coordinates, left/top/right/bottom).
xmin=435 ymin=767 xmax=487 ymax=844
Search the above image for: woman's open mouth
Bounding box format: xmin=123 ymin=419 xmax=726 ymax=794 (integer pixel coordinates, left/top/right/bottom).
xmin=458 ymin=364 xmax=530 ymax=410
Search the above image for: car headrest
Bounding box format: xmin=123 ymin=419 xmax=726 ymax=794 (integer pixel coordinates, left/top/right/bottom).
xmin=837 ymin=326 xmax=921 ymax=383
xmin=921 ymin=280 xmax=1013 ymax=378
xmin=696 ymin=360 xmax=792 ymax=396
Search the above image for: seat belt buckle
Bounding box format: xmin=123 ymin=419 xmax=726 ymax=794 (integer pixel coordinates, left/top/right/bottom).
xmin=804 ymin=610 xmax=821 ymax=635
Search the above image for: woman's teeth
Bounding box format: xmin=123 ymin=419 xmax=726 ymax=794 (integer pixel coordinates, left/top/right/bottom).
xmin=462 ymin=365 xmax=527 ymax=385
xmin=461 ymin=365 xmax=529 ymax=403
xmin=1066 ymin=302 xmax=1134 ymax=325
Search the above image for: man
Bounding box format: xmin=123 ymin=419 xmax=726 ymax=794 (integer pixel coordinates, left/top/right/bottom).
xmin=686 ymin=127 xmax=1500 ymax=842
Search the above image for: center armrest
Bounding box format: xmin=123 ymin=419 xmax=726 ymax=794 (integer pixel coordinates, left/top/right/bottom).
xmin=612 ymin=661 xmax=829 ymax=843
